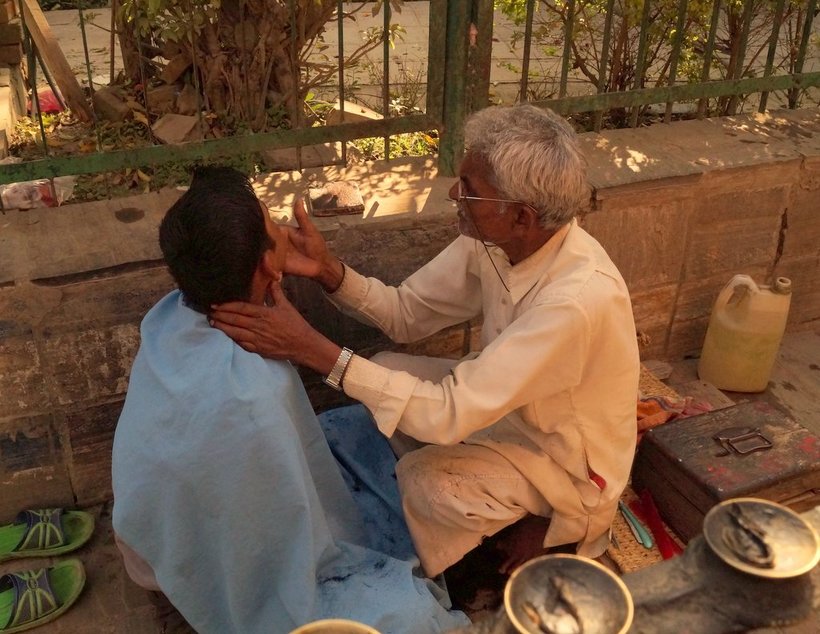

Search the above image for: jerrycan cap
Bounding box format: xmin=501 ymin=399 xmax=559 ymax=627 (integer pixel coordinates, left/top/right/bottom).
xmin=773 ymin=277 xmax=792 ymax=294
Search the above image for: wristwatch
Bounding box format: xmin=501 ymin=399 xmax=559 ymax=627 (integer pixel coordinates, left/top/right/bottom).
xmin=324 ymin=347 xmax=354 ymax=391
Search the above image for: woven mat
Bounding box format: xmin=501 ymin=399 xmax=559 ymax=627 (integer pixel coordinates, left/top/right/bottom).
xmin=606 ymin=486 xmax=686 ymax=574
xmin=605 ymin=365 xmax=686 ymax=574
xmin=639 ymin=364 xmax=681 ymax=401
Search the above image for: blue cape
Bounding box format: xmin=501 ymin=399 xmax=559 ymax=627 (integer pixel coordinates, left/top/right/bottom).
xmin=112 ymin=291 xmax=468 ymax=633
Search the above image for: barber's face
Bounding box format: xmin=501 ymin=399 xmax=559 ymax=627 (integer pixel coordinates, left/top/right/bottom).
xmin=449 ymin=153 xmax=514 ymax=244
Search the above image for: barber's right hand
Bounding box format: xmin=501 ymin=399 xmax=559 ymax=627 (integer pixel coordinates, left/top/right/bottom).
xmin=285 ymin=198 xmax=344 ymax=292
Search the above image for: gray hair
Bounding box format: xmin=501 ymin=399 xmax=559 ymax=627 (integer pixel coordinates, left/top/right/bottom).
xmin=463 ymin=104 xmax=590 ymax=229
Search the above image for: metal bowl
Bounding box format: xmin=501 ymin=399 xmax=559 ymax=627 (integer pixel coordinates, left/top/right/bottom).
xmin=504 ymin=554 xmax=633 ymax=634
xmin=703 ymin=498 xmax=820 ymax=579
xmin=289 ymin=619 xmax=380 ymax=634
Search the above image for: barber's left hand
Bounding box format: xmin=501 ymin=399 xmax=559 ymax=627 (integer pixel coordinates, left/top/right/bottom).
xmin=210 ymin=281 xmax=315 ymax=362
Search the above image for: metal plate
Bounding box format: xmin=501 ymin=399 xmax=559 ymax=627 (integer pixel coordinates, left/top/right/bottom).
xmin=504 ymin=554 xmax=633 ymax=634
xmin=703 ymin=498 xmax=820 ymax=579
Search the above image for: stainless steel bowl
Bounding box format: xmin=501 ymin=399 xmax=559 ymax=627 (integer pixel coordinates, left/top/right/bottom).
xmin=703 ymin=497 xmax=820 ymax=579
xmin=504 ymin=554 xmax=633 ymax=634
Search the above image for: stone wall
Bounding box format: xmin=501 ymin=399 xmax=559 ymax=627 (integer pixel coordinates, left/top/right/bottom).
xmin=1 ymin=108 xmax=818 ymax=518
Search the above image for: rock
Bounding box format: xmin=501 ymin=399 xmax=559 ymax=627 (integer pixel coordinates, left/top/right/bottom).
xmin=92 ymin=86 xmax=131 ymax=122
xmin=159 ymin=53 xmax=191 ymax=85
xmin=324 ymin=99 xmax=382 ymax=126
xmin=175 ymin=83 xmax=199 ymax=116
xmin=145 ymin=83 xmax=179 ymax=115
xmin=151 ymin=113 xmax=202 ymax=144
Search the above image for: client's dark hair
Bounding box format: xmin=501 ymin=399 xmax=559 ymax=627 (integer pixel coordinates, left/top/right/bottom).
xmin=159 ymin=166 xmax=271 ymax=313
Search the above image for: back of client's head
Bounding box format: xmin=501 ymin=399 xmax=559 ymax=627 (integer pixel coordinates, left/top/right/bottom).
xmin=159 ymin=166 xmax=270 ymax=313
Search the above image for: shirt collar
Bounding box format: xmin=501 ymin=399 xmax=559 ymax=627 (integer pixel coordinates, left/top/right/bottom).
xmin=500 ymin=220 xmax=574 ymax=304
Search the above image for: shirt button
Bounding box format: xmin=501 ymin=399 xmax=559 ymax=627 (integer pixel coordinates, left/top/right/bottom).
xmin=496 ymin=327 xmax=502 ymax=334
xmin=501 ymin=298 xmax=508 ymax=305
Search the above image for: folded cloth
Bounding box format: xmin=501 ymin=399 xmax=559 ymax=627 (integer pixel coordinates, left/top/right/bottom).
xmin=112 ymin=291 xmax=468 ymax=634
xmin=637 ymin=395 xmax=713 ymax=440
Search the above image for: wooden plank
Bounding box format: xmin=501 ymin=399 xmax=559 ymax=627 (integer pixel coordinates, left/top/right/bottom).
xmin=20 ymin=0 xmax=92 ymax=122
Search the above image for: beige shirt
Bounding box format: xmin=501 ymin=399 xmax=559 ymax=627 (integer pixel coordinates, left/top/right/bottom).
xmin=332 ymin=220 xmax=640 ymax=557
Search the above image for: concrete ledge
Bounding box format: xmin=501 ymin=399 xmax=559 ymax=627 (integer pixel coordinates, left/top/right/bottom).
xmin=1 ymin=108 xmax=819 ymax=517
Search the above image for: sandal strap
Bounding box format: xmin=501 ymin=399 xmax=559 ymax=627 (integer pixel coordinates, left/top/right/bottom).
xmin=1 ymin=568 xmax=59 ymax=629
xmin=13 ymin=509 xmax=66 ymax=552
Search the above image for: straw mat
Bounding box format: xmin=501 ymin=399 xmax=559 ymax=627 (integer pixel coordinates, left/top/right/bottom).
xmin=605 ymin=365 xmax=686 ymax=574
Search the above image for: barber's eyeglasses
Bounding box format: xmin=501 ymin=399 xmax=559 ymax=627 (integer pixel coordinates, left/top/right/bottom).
xmin=448 ymin=180 xmax=524 ymax=209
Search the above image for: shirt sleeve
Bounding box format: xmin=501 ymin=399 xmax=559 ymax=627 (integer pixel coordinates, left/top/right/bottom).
xmin=328 ymin=236 xmax=484 ymax=344
xmin=343 ymin=295 xmax=591 ymax=444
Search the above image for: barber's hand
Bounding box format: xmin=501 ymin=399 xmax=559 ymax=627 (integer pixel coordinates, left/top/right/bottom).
xmin=210 ymin=281 xmax=341 ymax=375
xmin=210 ymin=281 xmax=313 ymax=360
xmin=285 ymin=198 xmax=344 ymax=292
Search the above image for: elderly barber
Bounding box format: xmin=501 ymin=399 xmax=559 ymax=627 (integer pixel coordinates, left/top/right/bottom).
xmin=211 ymin=104 xmax=640 ymax=578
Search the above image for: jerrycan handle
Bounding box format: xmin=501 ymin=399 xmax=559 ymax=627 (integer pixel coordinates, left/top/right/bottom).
xmin=722 ymin=274 xmax=759 ymax=306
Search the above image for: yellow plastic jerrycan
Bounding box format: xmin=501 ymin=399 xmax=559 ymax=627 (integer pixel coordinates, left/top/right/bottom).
xmin=697 ymin=274 xmax=792 ymax=392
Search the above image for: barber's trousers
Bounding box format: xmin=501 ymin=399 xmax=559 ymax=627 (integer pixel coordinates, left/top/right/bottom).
xmin=371 ymin=351 xmax=552 ymax=578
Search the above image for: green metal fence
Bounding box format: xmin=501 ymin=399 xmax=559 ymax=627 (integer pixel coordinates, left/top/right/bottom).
xmin=0 ymin=0 xmax=817 ymax=195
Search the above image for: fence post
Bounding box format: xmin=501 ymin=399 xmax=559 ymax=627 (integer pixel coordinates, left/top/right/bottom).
xmin=438 ymin=2 xmax=471 ymax=177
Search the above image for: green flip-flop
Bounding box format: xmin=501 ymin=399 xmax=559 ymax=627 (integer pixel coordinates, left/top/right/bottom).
xmin=0 ymin=510 xmax=94 ymax=563
xmin=0 ymin=559 xmax=86 ymax=632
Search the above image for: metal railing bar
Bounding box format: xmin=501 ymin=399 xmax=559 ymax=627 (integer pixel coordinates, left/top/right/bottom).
xmin=592 ymin=0 xmax=616 ymax=132
xmin=795 ymin=0 xmax=818 ymax=74
xmin=0 ymin=114 xmax=439 ymax=185
xmin=288 ymin=0 xmax=303 ymax=171
xmin=759 ymin=0 xmax=787 ymax=113
xmin=519 ymin=0 xmax=536 ymax=103
xmin=664 ymin=0 xmax=689 ymax=123
xmin=425 ymin=0 xmax=447 ymax=123
xmin=337 ymin=0 xmax=347 ymax=164
xmin=78 ymin=0 xmax=112 ymax=199
xmin=697 ymin=0 xmax=722 ymax=118
xmin=383 ymin=1 xmax=391 ymax=160
xmin=727 ymin=0 xmax=756 ymax=115
xmin=559 ymin=0 xmax=576 ymax=99
xmin=531 ymin=71 xmax=820 ymax=114
xmin=184 ymin=0 xmax=206 ymax=143
xmin=16 ymin=0 xmax=47 ymax=157
xmin=630 ymin=0 xmax=653 ymax=127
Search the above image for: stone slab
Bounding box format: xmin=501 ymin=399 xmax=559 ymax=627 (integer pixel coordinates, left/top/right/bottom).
xmin=581 ymin=198 xmax=691 ymax=289
xmin=1 ymin=188 xmax=179 ymax=284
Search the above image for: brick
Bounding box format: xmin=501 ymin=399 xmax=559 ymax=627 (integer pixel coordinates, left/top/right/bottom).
xmin=158 ymin=53 xmax=191 ymax=85
xmin=65 ymin=400 xmax=124 ymax=505
xmin=145 ymin=83 xmax=178 ymax=115
xmin=0 ymin=2 xmax=16 ymax=25
xmin=151 ymin=113 xmax=201 ymax=144
xmin=581 ymin=198 xmax=691 ymax=289
xmin=0 ymin=21 xmax=20 ymax=45
xmin=92 ymin=85 xmax=132 ymax=123
xmin=0 ymin=42 xmax=21 ymax=64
